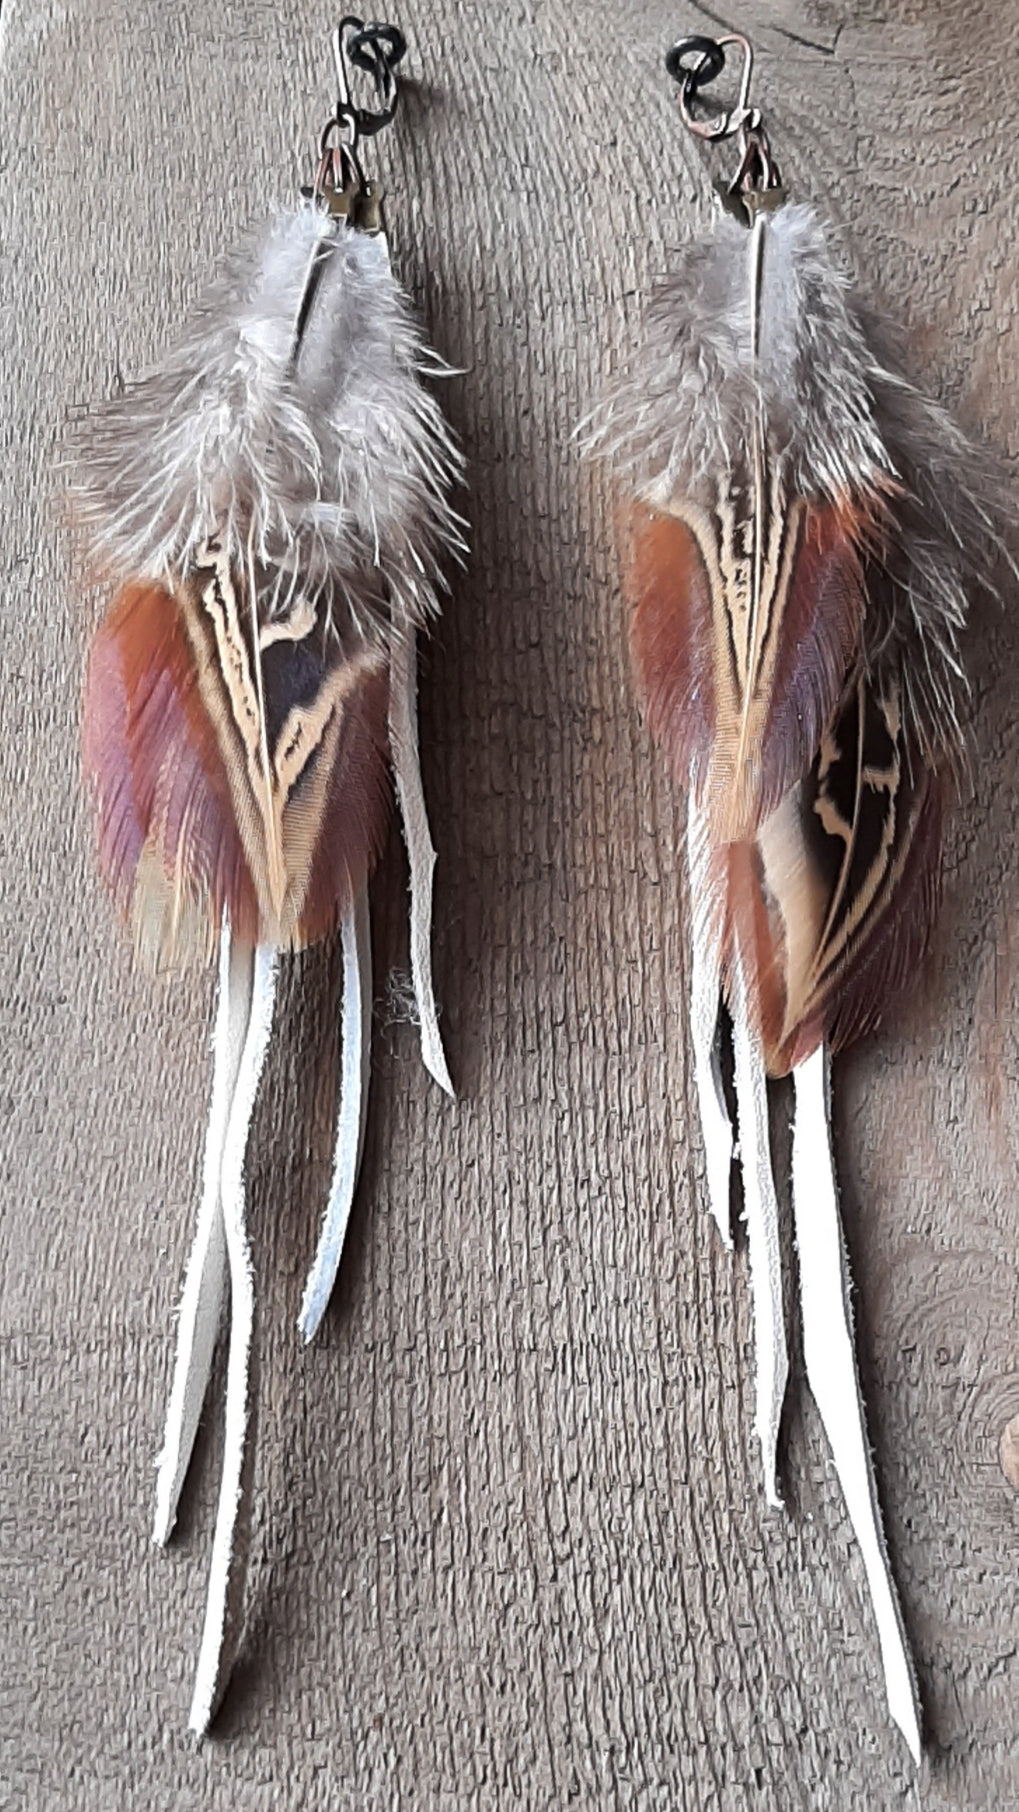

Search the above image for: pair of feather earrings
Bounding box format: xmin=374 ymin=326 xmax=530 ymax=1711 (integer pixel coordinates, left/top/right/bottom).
xmin=76 ymin=17 xmax=1004 ymax=1760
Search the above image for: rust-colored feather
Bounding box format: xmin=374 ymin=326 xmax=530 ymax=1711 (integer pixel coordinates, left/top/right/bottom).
xmin=629 ymin=490 xmax=867 ymax=843
xmin=297 ymin=654 xmax=392 ymax=945
xmin=83 ymin=574 xmax=393 ymax=961
xmin=707 ymin=671 xmax=945 ymax=1076
xmin=626 ymin=442 xmax=947 ymax=1079
xmin=778 ymin=672 xmax=944 ymax=1068
xmin=84 ymin=580 xmax=261 ymax=954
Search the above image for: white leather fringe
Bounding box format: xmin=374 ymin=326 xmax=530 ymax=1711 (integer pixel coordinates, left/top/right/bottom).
xmin=791 ymin=1045 xmax=921 ymax=1763
xmin=298 ymin=885 xmax=373 ymax=1343
xmin=686 ymin=804 xmax=735 ymax=1248
xmin=730 ymin=957 xmax=789 ymax=1509
xmin=188 ymin=940 xmax=278 ymax=1736
xmin=389 ymin=621 xmax=454 ymax=1095
xmin=153 ymin=923 xmax=250 ymax=1545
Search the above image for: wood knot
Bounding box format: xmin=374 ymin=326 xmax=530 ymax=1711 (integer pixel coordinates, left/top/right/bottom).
xmin=999 ymin=1413 xmax=1019 ymax=1490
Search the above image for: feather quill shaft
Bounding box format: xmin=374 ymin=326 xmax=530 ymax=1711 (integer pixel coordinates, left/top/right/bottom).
xmin=739 ymin=212 xmax=768 ymax=801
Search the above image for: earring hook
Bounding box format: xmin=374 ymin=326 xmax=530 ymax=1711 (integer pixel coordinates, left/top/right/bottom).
xmin=315 ymin=15 xmax=407 ymax=204
xmin=332 ymin=16 xmax=407 ymax=139
xmin=666 ymin=32 xmax=757 ymax=141
xmin=665 ymin=32 xmax=782 ymax=200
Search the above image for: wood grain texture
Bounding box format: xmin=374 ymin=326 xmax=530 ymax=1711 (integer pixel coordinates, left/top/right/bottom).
xmin=2 ymin=0 xmax=1019 ymax=1806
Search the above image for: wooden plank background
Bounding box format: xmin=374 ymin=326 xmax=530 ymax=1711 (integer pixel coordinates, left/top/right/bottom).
xmin=3 ymin=0 xmax=1018 ymax=1805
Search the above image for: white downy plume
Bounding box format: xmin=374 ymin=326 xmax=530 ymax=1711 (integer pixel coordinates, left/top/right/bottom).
xmin=78 ymin=208 xmax=465 ymax=641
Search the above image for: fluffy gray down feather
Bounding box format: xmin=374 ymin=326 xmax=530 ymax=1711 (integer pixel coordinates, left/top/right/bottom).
xmin=77 ymin=206 xmax=464 ymax=637
xmin=582 ymin=201 xmax=1011 ymax=757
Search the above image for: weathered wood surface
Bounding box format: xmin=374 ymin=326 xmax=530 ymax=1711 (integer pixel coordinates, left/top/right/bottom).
xmin=3 ymin=0 xmax=1019 ymax=1805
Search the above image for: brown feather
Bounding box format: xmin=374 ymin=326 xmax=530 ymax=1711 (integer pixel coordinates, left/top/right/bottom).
xmin=627 ymin=464 xmax=942 ymax=1074
xmin=296 ymin=655 xmax=392 ymax=945
xmin=782 ymin=673 xmax=944 ymax=1067
xmin=82 ymin=571 xmax=393 ymax=962
xmin=713 ymin=672 xmax=945 ymax=1076
xmin=629 ymin=490 xmax=867 ymax=842
xmin=715 ymin=838 xmax=788 ymax=1064
xmin=177 ymin=542 xmax=391 ymax=946
xmin=83 ymin=580 xmax=260 ymax=957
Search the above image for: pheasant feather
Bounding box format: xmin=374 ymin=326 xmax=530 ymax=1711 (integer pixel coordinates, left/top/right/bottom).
xmin=77 ymin=20 xmax=462 ymax=1733
xmin=583 ymin=32 xmax=1011 ymax=1762
xmin=82 ymin=210 xmax=463 ymax=963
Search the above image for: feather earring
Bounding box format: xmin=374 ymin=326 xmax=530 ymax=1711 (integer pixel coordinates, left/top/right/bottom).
xmin=77 ymin=17 xmax=463 ymax=1733
xmin=583 ymin=32 xmax=1011 ymax=1761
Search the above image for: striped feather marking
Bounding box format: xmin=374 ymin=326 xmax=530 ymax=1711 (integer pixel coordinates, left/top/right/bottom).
xmin=629 ymin=489 xmax=865 ymax=843
xmin=753 ymin=671 xmax=943 ymax=1073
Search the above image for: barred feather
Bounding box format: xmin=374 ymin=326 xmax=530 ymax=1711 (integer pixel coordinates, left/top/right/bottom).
xmin=583 ymin=199 xmax=1008 ymax=1066
xmin=78 ymin=208 xmax=464 ymax=635
xmin=587 ymin=208 xmax=890 ymax=506
xmin=581 ymin=49 xmax=1012 ymax=1759
xmin=79 ymin=206 xmax=464 ymax=961
xmin=77 ymin=25 xmax=465 ymax=1733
